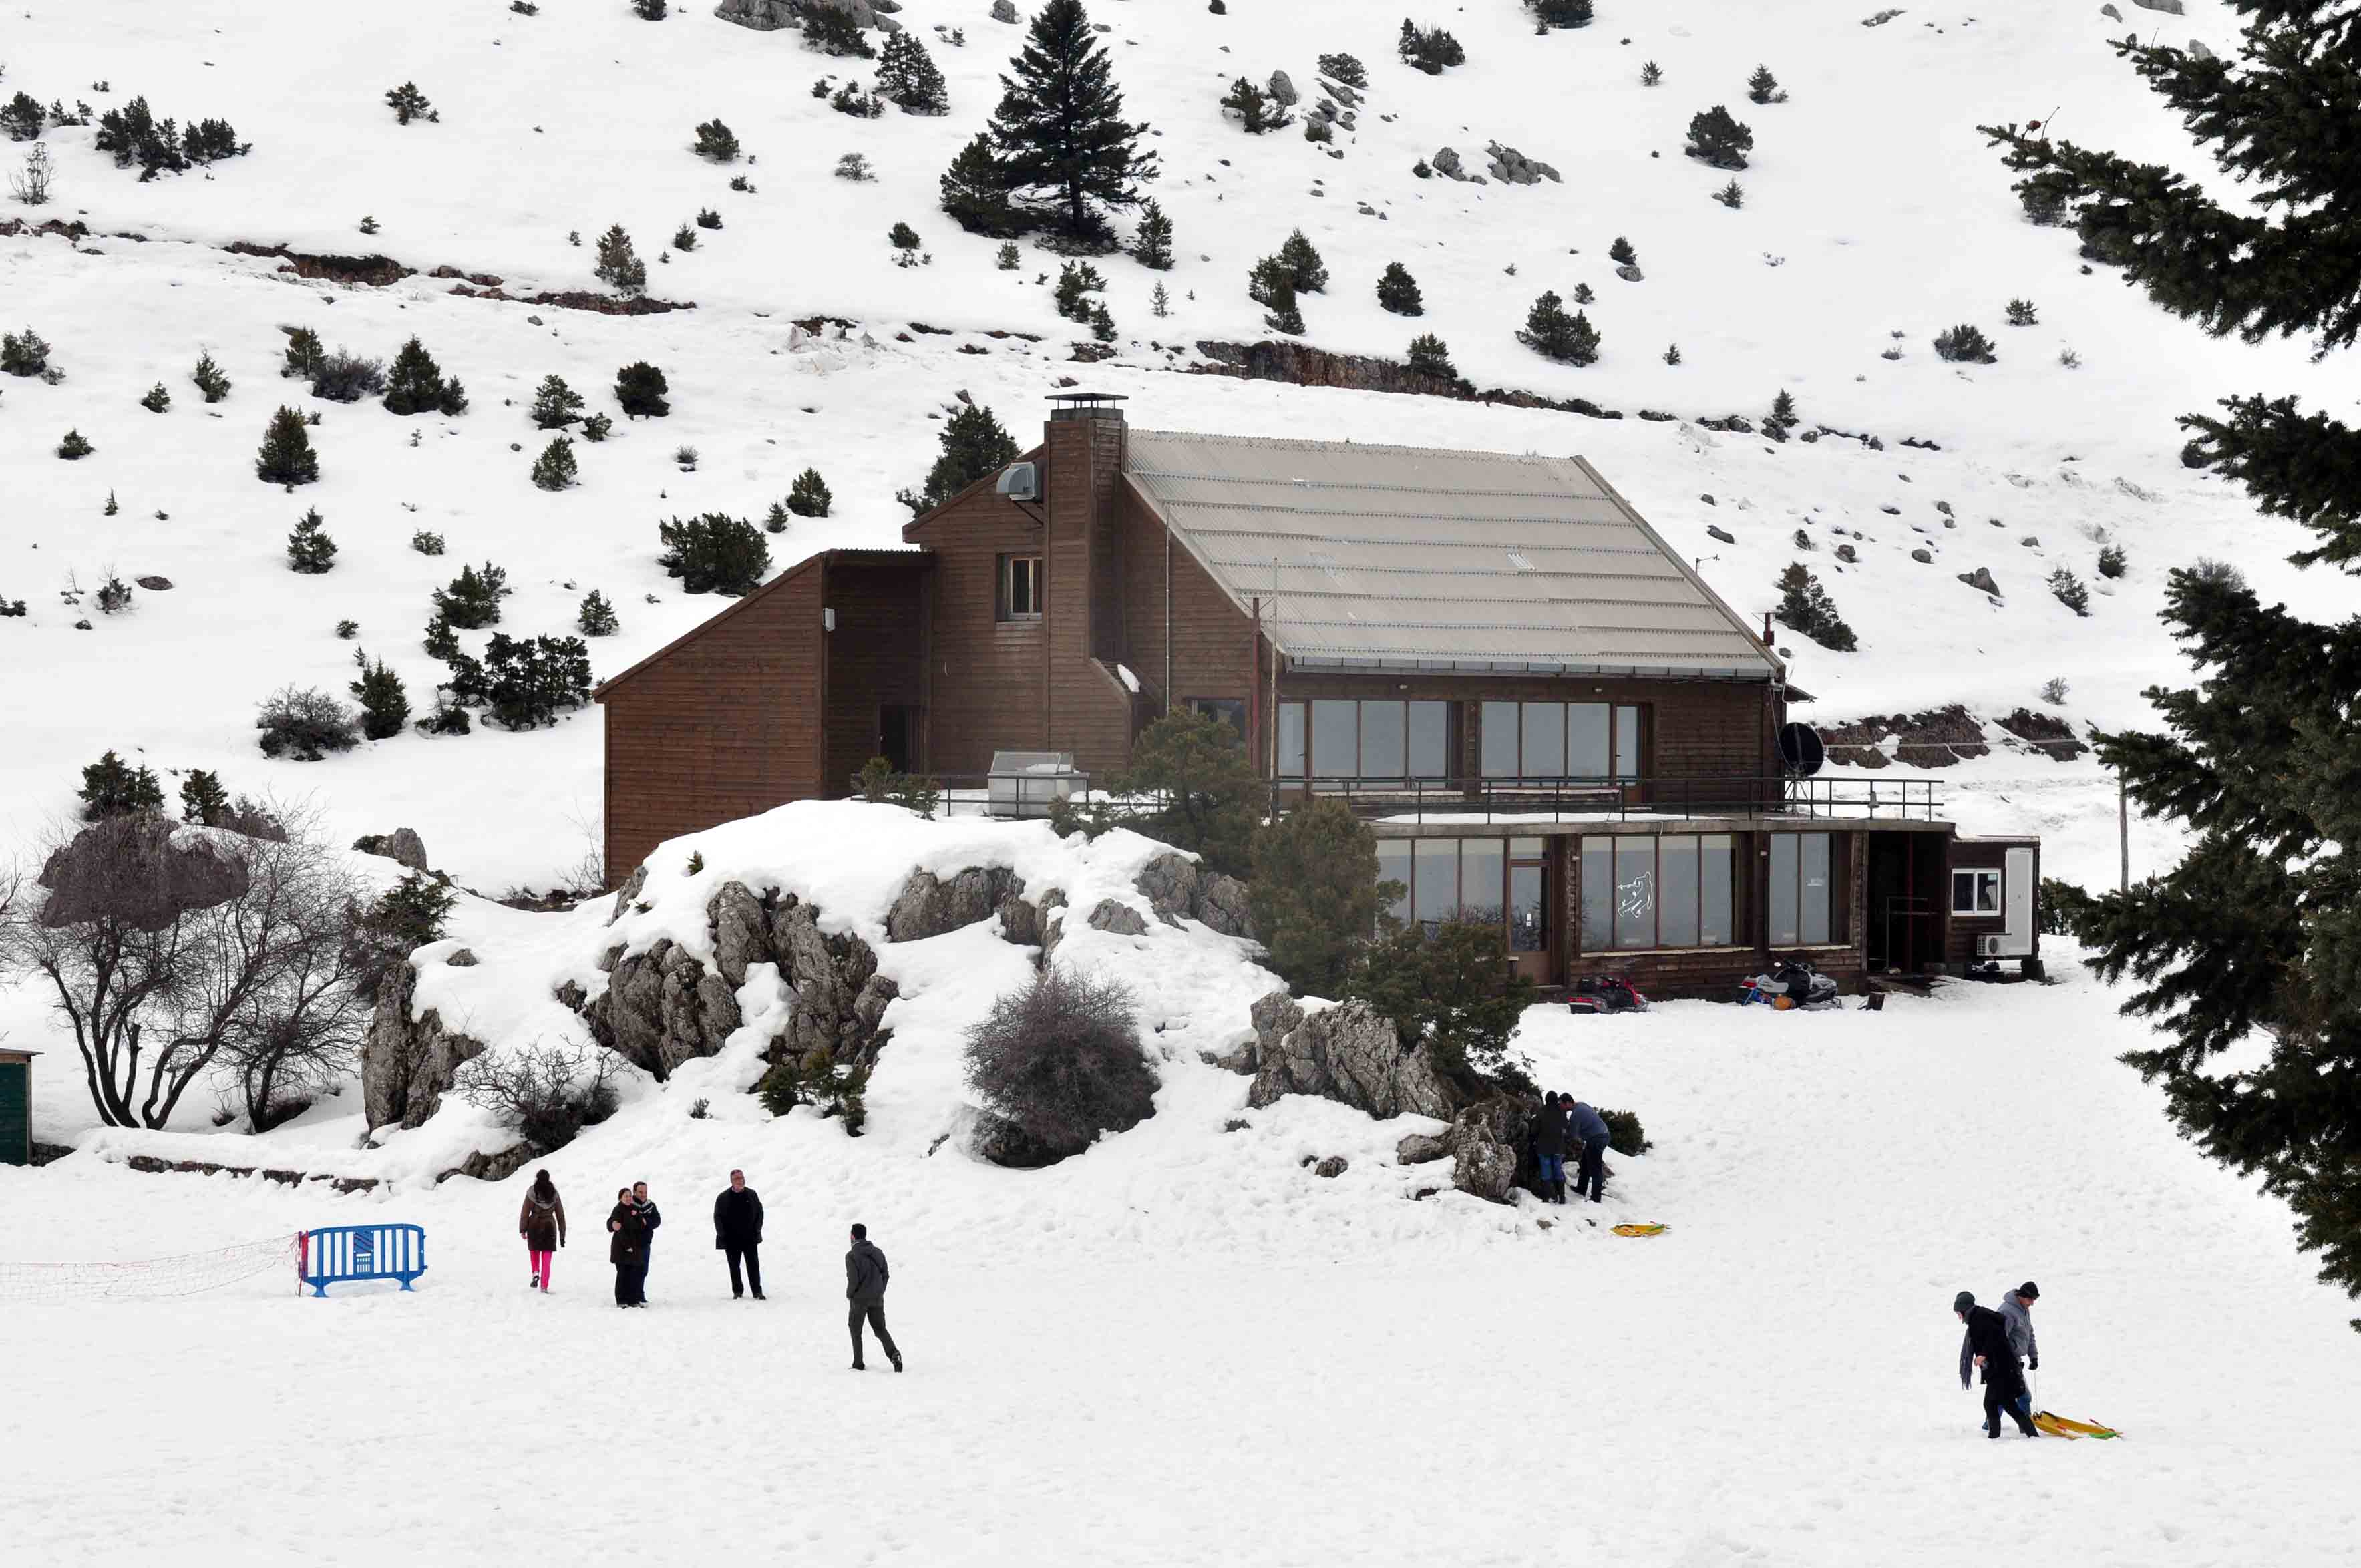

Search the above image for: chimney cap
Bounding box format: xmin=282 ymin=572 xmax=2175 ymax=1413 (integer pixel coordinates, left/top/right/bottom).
xmin=1045 ymin=391 xmax=1128 ymax=407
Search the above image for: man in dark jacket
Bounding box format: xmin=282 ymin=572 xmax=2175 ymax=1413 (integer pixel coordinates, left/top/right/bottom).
xmin=1531 ymin=1093 xmax=1570 ymax=1204
xmin=1954 ymin=1291 xmax=2036 ymax=1437
xmin=714 ymin=1169 xmax=765 ymax=1300
xmin=632 ymin=1181 xmax=661 ymax=1302
xmin=845 ymin=1223 xmax=902 ymax=1373
xmin=1567 ymin=1099 xmax=1613 ymax=1203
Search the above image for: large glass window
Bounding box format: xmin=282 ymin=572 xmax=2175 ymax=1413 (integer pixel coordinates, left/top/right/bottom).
xmin=1312 ymin=701 xmax=1357 ymax=780
xmin=1769 ymin=832 xmax=1834 ymax=946
xmin=1409 ymin=701 xmax=1451 ymax=779
xmin=1578 ymin=834 xmax=1734 ymax=951
xmin=1275 ymin=700 xmax=1451 ymax=783
xmin=1360 ymin=700 xmax=1407 ymax=781
xmin=1278 ymin=703 xmax=1306 ymax=778
xmin=1381 ymin=835 xmax=1548 ymax=950
xmin=1461 ymin=838 xmax=1505 ymax=925
xmin=1413 ymin=839 xmax=1457 ymax=926
xmin=1376 ymin=839 xmax=1413 ymax=927
xmin=1481 ymin=701 xmax=1646 ymax=779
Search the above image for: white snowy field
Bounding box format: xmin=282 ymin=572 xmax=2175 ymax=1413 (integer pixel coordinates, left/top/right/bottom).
xmin=9 ymin=957 xmax=2361 ymax=1567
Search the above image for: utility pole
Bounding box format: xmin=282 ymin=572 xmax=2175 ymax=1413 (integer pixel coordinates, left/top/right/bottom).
xmin=2118 ymin=767 xmax=2129 ymax=894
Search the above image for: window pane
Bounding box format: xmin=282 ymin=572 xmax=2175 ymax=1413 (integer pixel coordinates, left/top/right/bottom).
xmin=1278 ymin=703 xmax=1306 ymax=779
xmin=1461 ymin=837 xmax=1504 ymax=926
xmin=1700 ymin=835 xmax=1733 ymax=946
xmin=1192 ymin=699 xmax=1246 ymax=739
xmin=1979 ymin=872 xmax=2000 ymax=914
xmin=1509 ymin=837 xmax=1546 ymax=859
xmin=1375 ymin=839 xmax=1413 ymax=928
xmin=1510 ymin=865 xmax=1546 ymax=952
xmin=1521 ymin=703 xmax=1566 ymax=779
xmin=1660 ymin=835 xmax=1700 ymax=948
xmin=1415 ymin=839 xmax=1457 ymax=926
xmin=1408 ymin=702 xmax=1451 ymax=779
xmin=1360 ymin=700 xmax=1407 ymax=780
xmin=1614 ymin=838 xmax=1656 ymax=948
xmin=1480 ymin=702 xmax=1520 ymax=777
xmin=1567 ymin=703 xmax=1610 ymax=778
xmin=1312 ymin=701 xmax=1357 ymax=780
xmin=1616 ymin=705 xmax=1642 ymax=781
xmin=1580 ymin=839 xmax=1612 ymax=952
xmin=1769 ymin=833 xmax=1800 ymax=946
xmin=1801 ymin=832 xmax=1831 ymax=944
xmin=1952 ymin=871 xmax=1974 ymax=914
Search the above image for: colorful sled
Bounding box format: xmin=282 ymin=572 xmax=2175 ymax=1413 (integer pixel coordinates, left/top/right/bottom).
xmin=2035 ymin=1412 xmax=2120 ymax=1440
xmin=1611 ymin=1223 xmax=1668 ymax=1237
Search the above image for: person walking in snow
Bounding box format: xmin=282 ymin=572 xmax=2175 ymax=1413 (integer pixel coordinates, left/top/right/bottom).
xmin=714 ymin=1169 xmax=765 ymax=1300
xmin=518 ymin=1169 xmax=566 ymax=1292
xmin=1531 ymin=1093 xmax=1570 ymax=1204
xmin=1954 ymin=1291 xmax=2036 ymax=1438
xmin=609 ymin=1186 xmax=651 ymax=1308
xmin=630 ymin=1180 xmax=662 ymax=1302
xmin=1566 ymin=1097 xmax=1613 ymax=1203
xmin=1998 ymin=1282 xmax=2040 ymax=1414
xmin=845 ymin=1223 xmax=902 ymax=1373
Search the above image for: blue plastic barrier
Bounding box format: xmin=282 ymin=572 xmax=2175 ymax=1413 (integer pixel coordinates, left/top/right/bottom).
xmin=299 ymin=1223 xmax=427 ymax=1297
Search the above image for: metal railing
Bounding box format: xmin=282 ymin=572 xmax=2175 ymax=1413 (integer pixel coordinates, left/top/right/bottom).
xmin=1262 ymin=773 xmax=1945 ymax=827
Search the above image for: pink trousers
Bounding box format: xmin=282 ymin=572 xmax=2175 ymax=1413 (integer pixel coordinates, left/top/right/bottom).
xmin=530 ymin=1249 xmax=554 ymax=1290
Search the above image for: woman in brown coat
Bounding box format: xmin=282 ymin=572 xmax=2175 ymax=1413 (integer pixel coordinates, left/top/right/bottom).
xmin=518 ymin=1169 xmax=566 ymax=1292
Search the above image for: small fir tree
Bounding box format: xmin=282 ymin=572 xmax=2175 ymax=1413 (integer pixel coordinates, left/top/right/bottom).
xmin=282 ymin=326 xmax=326 ymax=381
xmin=1088 ymin=299 xmax=1116 ymax=341
xmin=1640 ymin=59 xmax=1663 ymax=86
xmin=615 ymin=361 xmax=670 ymax=418
xmin=1773 ymin=562 xmax=1858 ymax=651
xmin=996 ymin=241 xmax=1023 ymax=269
xmin=1609 ymin=235 xmax=1638 ymax=267
xmin=57 ymin=429 xmax=94 ymax=459
xmin=1747 ymin=65 xmax=1786 ymax=104
xmin=1220 ymin=76 xmax=1288 ymax=134
xmin=423 ymin=610 xmax=460 ymax=661
xmin=1151 ymin=280 xmax=1171 ymax=317
xmin=1261 ymin=276 xmax=1304 ymax=335
xmin=287 ymin=508 xmax=337 ymax=574
xmin=1407 ymin=333 xmax=1457 ymax=379
xmin=1129 ymin=198 xmax=1174 ymax=270
xmin=577 ymin=590 xmax=620 ymax=636
xmin=530 ymin=437 xmax=578 ymax=491
xmin=1714 ymin=178 xmax=1745 ymax=209
xmin=2006 ymin=297 xmax=2040 ymax=326
xmin=1276 ymin=230 xmax=1328 ymax=292
xmin=693 ymin=118 xmax=739 ymax=161
xmin=384 ymin=82 xmax=436 ymax=125
xmin=256 ymin=407 xmax=320 ymax=484
xmin=1376 ymin=261 xmax=1423 ymax=316
xmin=939 ymin=132 xmax=1024 ymax=237
xmin=1517 ymin=291 xmax=1600 ymax=365
xmin=1664 ymin=342 xmax=1682 ymax=365
xmin=673 ymin=222 xmax=699 ymax=251
xmin=594 ymin=223 xmax=647 ymax=295
xmin=888 ymin=220 xmax=922 ymax=252
xmin=877 ymin=31 xmax=950 ymax=114
xmin=529 ymin=373 xmax=584 ymax=429
xmin=765 ymin=500 xmax=791 ymax=534
xmin=140 ymin=381 xmax=171 ymax=413
xmin=179 ymin=768 xmax=230 ymax=825
xmin=633 ymin=0 xmax=666 ymax=15
xmin=104 ymin=489 xmax=119 ymax=516
xmin=908 ymin=403 xmax=1020 ymax=513
xmin=801 ymin=3 xmax=874 ymax=55
xmin=2049 ymin=566 xmax=2092 ymax=616
xmin=657 ymin=514 xmax=771 ymax=596
xmin=787 ymin=467 xmax=833 ymax=517
xmin=984 ymin=0 xmax=1159 ymax=244
xmin=580 ymin=412 xmax=613 ymax=443
xmin=349 ymin=649 xmax=411 ymax=739
xmin=1770 ymin=389 xmax=1799 ymax=428
xmin=192 ymin=350 xmax=230 ymax=403
xmin=1055 ymin=259 xmax=1106 ymax=321
xmin=1528 ymin=0 xmax=1594 ymax=27
xmin=79 ymin=750 xmax=164 ymax=820
xmin=1248 ymin=800 xmax=1392 ymax=996
xmin=383 ymin=336 xmax=465 ymax=415
xmin=433 ymin=562 xmax=512 ymax=629
xmin=1686 ymin=105 xmax=1754 ymax=169
xmin=1397 ymin=20 xmax=1467 ymax=75
xmin=1933 ymin=323 xmax=1998 ymax=363
xmin=2097 ymin=542 xmax=2127 ymax=579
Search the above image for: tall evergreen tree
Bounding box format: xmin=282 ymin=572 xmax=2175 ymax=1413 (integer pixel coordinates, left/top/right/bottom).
xmin=984 ymin=0 xmax=1158 ymax=246
xmin=1129 ymin=198 xmax=1174 ymax=270
xmin=877 ymin=31 xmax=950 ymax=114
xmin=256 ymin=405 xmax=319 ymax=485
xmin=594 ymin=223 xmax=647 ymax=295
xmin=287 ymin=507 xmax=337 ymax=574
xmin=906 ymin=403 xmax=1020 ymax=514
xmin=530 ymin=373 xmax=584 ymax=429
xmin=1377 ymin=261 xmax=1423 ymax=316
xmin=1773 ymin=562 xmax=1857 ymax=651
xmin=179 ymin=767 xmax=230 ymax=826
xmin=1516 ymin=291 xmax=1600 ymax=365
xmin=349 ymin=649 xmax=411 ymax=740
xmin=383 ymin=336 xmax=466 ymax=415
xmin=1276 ymin=230 xmax=1328 ymax=293
xmin=1984 ymin=1 xmax=2361 ymax=1320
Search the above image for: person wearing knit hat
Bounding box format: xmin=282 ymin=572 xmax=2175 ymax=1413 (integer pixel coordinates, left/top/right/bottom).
xmin=1998 ymin=1282 xmax=2042 ymax=1416
xmin=1955 ymin=1291 xmax=2037 ymax=1438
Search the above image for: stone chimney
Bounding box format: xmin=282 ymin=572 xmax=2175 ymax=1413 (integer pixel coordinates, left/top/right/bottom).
xmin=1044 ymin=393 xmax=1127 ymax=665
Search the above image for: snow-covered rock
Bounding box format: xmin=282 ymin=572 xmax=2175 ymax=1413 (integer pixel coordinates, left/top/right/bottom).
xmin=1247 ymin=996 xmax=1455 ymax=1121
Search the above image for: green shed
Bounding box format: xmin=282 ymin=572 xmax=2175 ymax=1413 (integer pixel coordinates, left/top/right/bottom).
xmin=0 ymin=1047 xmax=37 ymax=1167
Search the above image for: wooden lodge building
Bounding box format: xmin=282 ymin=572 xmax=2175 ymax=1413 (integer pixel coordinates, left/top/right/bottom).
xmin=595 ymin=394 xmax=2040 ymax=997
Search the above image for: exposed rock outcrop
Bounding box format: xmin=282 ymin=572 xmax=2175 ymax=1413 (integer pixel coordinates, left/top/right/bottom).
xmin=715 ymin=0 xmax=894 ymax=30
xmin=1823 ymin=703 xmax=1992 ymax=769
xmin=37 ymin=813 xmax=248 ymax=932
xmin=886 ymin=865 xmax=1027 ymax=942
xmin=1134 ymin=851 xmax=1255 ymax=938
xmin=1268 ymin=69 xmax=1298 ymax=106
xmin=1312 ymin=1155 xmax=1348 ymax=1178
xmin=360 ymin=962 xmax=487 ymax=1131
xmin=1956 ymin=566 xmax=2002 ymax=596
xmin=1484 ymin=141 xmax=1561 ymax=184
xmin=1994 ymin=707 xmax=2087 ymax=761
xmin=1433 ymin=1097 xmax=1534 ymax=1203
xmin=1085 ymin=898 xmax=1150 ymax=937
xmin=1246 ymin=996 xmax=1456 ymax=1121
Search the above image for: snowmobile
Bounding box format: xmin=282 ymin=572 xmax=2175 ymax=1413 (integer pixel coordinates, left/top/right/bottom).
xmin=1566 ymin=974 xmax=1649 ymax=1015
xmin=1739 ymin=956 xmax=1841 ymax=1011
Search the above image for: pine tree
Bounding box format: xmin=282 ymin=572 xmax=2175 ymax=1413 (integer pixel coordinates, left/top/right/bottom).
xmin=1088 ymin=299 xmax=1116 ymax=342
xmin=383 ymin=336 xmax=464 ymax=415
xmin=57 ymin=428 xmax=93 ymax=459
xmin=1572 ymin=281 xmax=1595 ymax=305
xmin=1640 ymin=59 xmax=1662 ymax=87
xmin=103 ymin=489 xmax=119 ymax=516
xmin=594 ymin=223 xmax=647 ymax=295
xmin=179 ymin=767 xmax=230 ymax=825
xmin=985 ymin=0 xmax=1158 ymax=245
xmin=530 ymin=373 xmax=584 ymax=429
xmin=1934 ymin=323 xmax=1998 ymax=363
xmin=434 ymin=562 xmax=512 ymax=630
xmin=384 ymin=81 xmax=436 ymax=125
xmin=423 ymin=609 xmax=460 ymax=661
xmin=1609 ymin=236 xmax=1638 ymax=267
xmin=1129 ymin=198 xmax=1174 ymax=270
xmin=1770 ymin=389 xmax=1799 ymax=428
xmin=79 ymin=750 xmax=164 ymax=821
xmin=256 ymin=405 xmax=319 ymax=485
xmin=888 ymin=220 xmax=922 ymax=252
xmin=1221 ymin=76 xmax=1288 ymax=134
xmin=2006 ymin=297 xmax=2040 ymax=326
xmin=1773 ymin=562 xmax=1857 ymax=651
xmin=1262 ymin=277 xmax=1304 ymax=335
xmin=801 ymin=3 xmax=874 ymax=56
xmin=1686 ymin=104 xmax=1754 ymax=169
xmin=657 ymin=515 xmax=771 ymax=596
xmin=1714 ymin=178 xmax=1745 ymax=209
xmin=615 ymin=361 xmax=670 ymax=419
xmin=1054 ymin=259 xmax=1105 ymax=321
xmin=1517 ymin=291 xmax=1600 ymax=365
xmin=1406 ymin=332 xmax=1457 ymax=379
xmin=909 ymin=404 xmax=1020 ymax=514
xmin=693 ymin=118 xmax=739 ymax=161
xmin=287 ymin=507 xmax=337 ymax=573
xmin=530 ymin=436 xmax=578 ymax=491
xmin=282 ymin=326 xmax=325 ymax=381
xmin=787 ymin=467 xmax=833 ymax=517
xmin=939 ymin=132 xmax=1024 ymax=237
xmin=577 ymin=589 xmax=620 ymax=637
xmin=192 ymin=350 xmax=230 ymax=403
xmin=1276 ymin=230 xmax=1328 ymax=293
xmin=2097 ymin=542 xmax=2127 ymax=579
xmin=1151 ymin=280 xmax=1171 ymax=317
xmin=2048 ymin=566 xmax=2091 ymax=616
xmin=1747 ymin=65 xmax=1785 ymax=104
xmin=877 ymin=31 xmax=949 ymax=114
xmin=765 ymin=500 xmax=791 ymax=534
xmin=1527 ymin=0 xmax=1593 ymax=27
xmin=1663 ymin=342 xmax=1682 ymax=366
xmin=349 ymin=649 xmax=411 ymax=739
xmin=1376 ymin=261 xmax=1423 ymax=316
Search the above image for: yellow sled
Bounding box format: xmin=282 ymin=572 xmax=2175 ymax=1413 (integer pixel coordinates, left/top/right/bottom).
xmin=1611 ymin=1223 xmax=1668 ymax=1237
xmin=2034 ymin=1412 xmax=2120 ymax=1440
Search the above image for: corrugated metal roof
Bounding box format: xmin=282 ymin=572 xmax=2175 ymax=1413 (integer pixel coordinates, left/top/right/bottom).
xmin=1123 ymin=429 xmax=1779 ymax=679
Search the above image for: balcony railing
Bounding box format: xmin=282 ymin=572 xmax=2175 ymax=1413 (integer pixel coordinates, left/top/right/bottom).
xmin=1264 ymin=774 xmax=1944 ymax=826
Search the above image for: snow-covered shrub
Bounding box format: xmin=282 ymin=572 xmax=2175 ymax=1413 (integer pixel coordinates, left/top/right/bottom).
xmin=9 ymin=141 xmax=55 ymax=204
xmin=831 ymin=81 xmax=884 ymax=118
xmin=0 ymin=91 xmax=45 ymax=141
xmin=757 ymin=1046 xmax=870 ymax=1135
xmin=454 ymin=1042 xmax=619 ymax=1154
xmin=410 ymin=529 xmax=445 ymax=556
xmin=78 ymin=750 xmax=164 ymax=820
xmin=1598 ymin=1108 xmax=1650 ymax=1155
xmin=1220 ymin=75 xmax=1289 ymax=134
xmin=657 ymin=514 xmax=769 ymax=596
xmin=1640 ymin=59 xmax=1662 ymax=86
xmin=2006 ymin=298 xmax=2039 ymax=326
xmin=311 ymin=347 xmax=386 ymax=403
xmin=476 ymin=634 xmax=593 ymax=729
xmin=614 ymin=361 xmax=669 ymax=419
xmin=888 ymin=220 xmax=922 ymax=252
xmin=632 ymin=0 xmax=667 ymax=17
xmin=964 ymin=969 xmax=1157 ymax=1166
xmin=348 ymin=650 xmax=409 ymax=739
xmin=2040 ymin=676 xmax=2071 ymax=705
xmin=1664 ymin=343 xmax=1683 ymax=366
xmin=2097 ymin=543 xmax=2127 ymax=579
xmin=1773 ymin=562 xmax=1857 ymax=651
xmin=673 ymin=443 xmax=699 ymax=469
xmin=287 ymin=508 xmax=337 ymax=573
xmin=1377 ymin=260 xmax=1423 ymax=316
xmin=529 ymin=373 xmax=583 ymax=429
xmin=693 ymin=118 xmax=739 ymax=162
xmin=383 ymin=81 xmax=437 ymax=126
xmin=580 ymin=412 xmax=614 ymax=442
xmin=1397 ymin=19 xmax=1466 ymax=74
xmin=336 ymin=620 xmax=359 ymax=640
xmin=1529 ymin=0 xmax=1592 ymax=27
xmin=1318 ymin=51 xmax=1365 ymax=87
xmin=697 ymin=207 xmax=722 ymax=230
xmin=256 ymin=687 xmax=359 ymax=761
xmin=1685 ymin=104 xmax=1753 ymax=169
xmin=433 ymin=562 xmax=511 ymax=629
xmin=1933 ymin=323 xmax=1998 ymax=363
xmin=1609 ymin=235 xmax=1638 ymax=266
xmin=94 ymin=574 xmax=133 ymax=614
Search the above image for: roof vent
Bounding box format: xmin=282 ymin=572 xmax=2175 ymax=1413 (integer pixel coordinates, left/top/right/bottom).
xmin=996 ymin=461 xmax=1039 ymax=502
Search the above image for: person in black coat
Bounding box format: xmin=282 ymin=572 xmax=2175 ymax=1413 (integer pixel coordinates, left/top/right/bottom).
xmin=1530 ymin=1093 xmax=1570 ymax=1204
xmin=630 ymin=1181 xmax=661 ymax=1302
xmin=1954 ymin=1291 xmax=2036 ymax=1437
xmin=845 ymin=1223 xmax=902 ymax=1372
xmin=713 ymin=1169 xmax=765 ymax=1300
xmin=608 ymin=1187 xmax=650 ymax=1308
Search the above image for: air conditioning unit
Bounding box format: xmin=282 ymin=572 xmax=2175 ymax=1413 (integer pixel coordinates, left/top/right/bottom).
xmin=1976 ymin=934 xmax=2006 ymax=958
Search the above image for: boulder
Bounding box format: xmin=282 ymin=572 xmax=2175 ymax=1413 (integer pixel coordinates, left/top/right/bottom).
xmin=1910 ymin=548 xmax=1935 ymax=564
xmin=1437 ymin=1097 xmax=1533 ymax=1202
xmin=375 ymin=827 xmax=428 ymax=872
xmin=35 ymin=813 xmax=248 ymax=932
xmin=715 ymin=0 xmax=890 ymax=28
xmin=1313 ymin=1155 xmax=1348 ymax=1178
xmin=1706 ymin=524 xmax=1736 ymax=545
xmin=2099 ymin=3 xmax=2122 ymax=16
xmin=445 ymin=948 xmax=478 ymax=968
xmin=1246 ymin=998 xmax=1457 ymax=1121
xmin=1085 ymin=898 xmax=1150 ymax=937
xmin=970 ymin=1110 xmax=1065 ymax=1168
xmin=606 ymin=862 xmax=649 ymax=924
xmin=1135 ymin=852 xmax=1200 ymax=926
xmin=1395 ymin=1131 xmax=1450 ymax=1165
xmin=992 ymin=0 xmax=1017 ymax=19
xmin=439 ymin=1143 xmax=537 ymax=1183
xmin=1134 ymin=851 xmax=1254 ymax=936
xmin=2130 ymin=0 xmax=2182 ymax=13
xmin=1483 ymin=141 xmax=1562 ymax=184
xmin=996 ymin=892 xmax=1043 ymax=947
xmin=1268 ymin=69 xmax=1298 ymax=106
xmin=1431 ymin=146 xmax=1464 ymax=180
xmin=1194 ymin=872 xmax=1254 ymax=938
xmin=1835 ymin=544 xmax=1857 ymax=563
xmin=1035 ymin=889 xmax=1073 ymax=963
xmin=1957 ymin=566 xmax=2002 ymax=596
xmin=2188 ymin=37 xmax=2213 ymax=59
xmin=359 ymin=962 xmax=488 ymax=1130
xmin=1616 ymin=264 xmax=1644 ymax=283
xmin=135 ymin=575 xmax=173 ymax=592
xmin=885 ymin=865 xmax=1025 ymax=941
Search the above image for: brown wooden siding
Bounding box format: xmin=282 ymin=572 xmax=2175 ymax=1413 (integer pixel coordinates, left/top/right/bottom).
xmin=1119 ymin=481 xmax=1266 ymax=726
xmin=1943 ymin=837 xmax=2040 ymax=966
xmin=908 ymin=483 xmax=1052 ymax=777
xmin=600 ymin=564 xmax=824 ymax=879
xmin=820 ymin=556 xmax=930 ymax=795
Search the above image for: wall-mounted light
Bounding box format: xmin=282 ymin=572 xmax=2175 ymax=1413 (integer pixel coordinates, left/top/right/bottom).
xmin=824 ymin=608 xmax=836 ymax=632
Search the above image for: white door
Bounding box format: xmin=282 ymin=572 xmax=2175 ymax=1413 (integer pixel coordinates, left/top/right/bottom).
xmin=2002 ymin=847 xmax=2035 ymax=956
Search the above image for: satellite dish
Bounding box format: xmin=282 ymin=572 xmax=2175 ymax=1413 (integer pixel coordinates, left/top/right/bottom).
xmin=1777 ymin=722 xmax=1826 ymax=778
